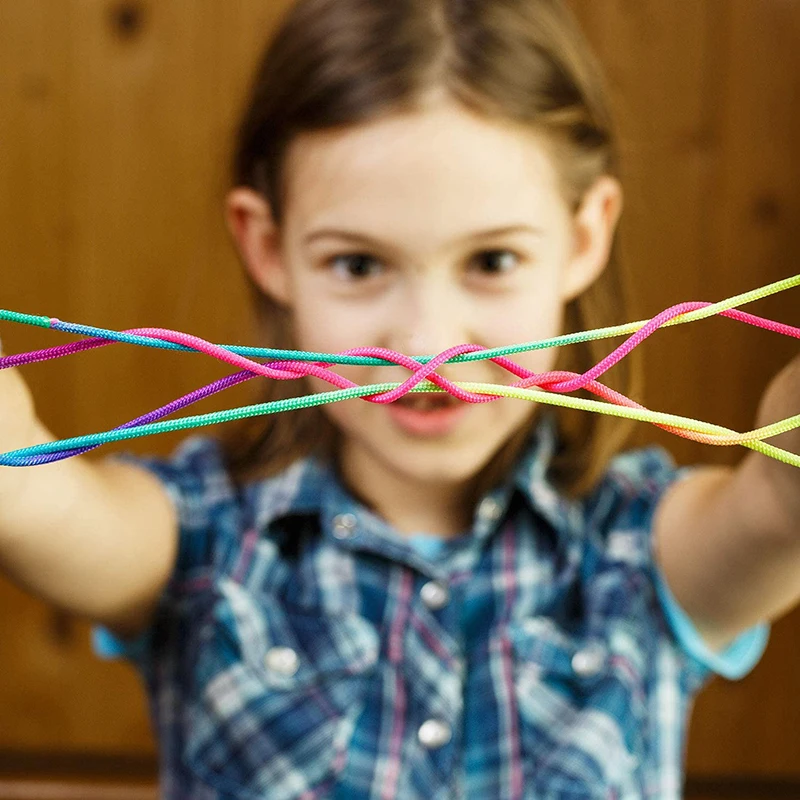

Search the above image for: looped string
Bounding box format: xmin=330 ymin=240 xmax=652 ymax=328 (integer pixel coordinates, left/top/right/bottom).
xmin=0 ymin=274 xmax=797 ymax=468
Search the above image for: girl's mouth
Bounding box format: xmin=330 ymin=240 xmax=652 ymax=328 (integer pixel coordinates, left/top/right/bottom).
xmin=386 ymin=392 xmax=468 ymax=436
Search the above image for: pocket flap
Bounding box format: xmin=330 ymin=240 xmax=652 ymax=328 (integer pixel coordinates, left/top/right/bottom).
xmin=508 ymin=616 xmax=609 ymax=683
xmin=203 ymin=579 xmax=380 ymax=690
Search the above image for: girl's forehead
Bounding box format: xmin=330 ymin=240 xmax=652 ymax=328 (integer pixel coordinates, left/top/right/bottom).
xmin=283 ymin=102 xmax=566 ymax=236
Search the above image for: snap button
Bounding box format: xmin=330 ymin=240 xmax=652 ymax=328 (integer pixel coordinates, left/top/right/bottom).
xmin=417 ymin=718 xmax=452 ymax=749
xmin=607 ymin=531 xmax=639 ymax=562
xmin=264 ymin=646 xmax=300 ymax=676
xmin=571 ymin=643 xmax=606 ymax=677
xmin=420 ymin=580 xmax=449 ymax=610
xmin=478 ymin=496 xmax=502 ymax=522
xmin=332 ymin=513 xmax=357 ymax=539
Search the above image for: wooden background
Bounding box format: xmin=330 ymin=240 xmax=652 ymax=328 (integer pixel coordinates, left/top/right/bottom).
xmin=0 ymin=1 xmax=798 ymax=797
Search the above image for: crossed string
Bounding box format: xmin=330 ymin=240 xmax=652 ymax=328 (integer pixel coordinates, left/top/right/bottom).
xmin=0 ymin=274 xmax=798 ymax=468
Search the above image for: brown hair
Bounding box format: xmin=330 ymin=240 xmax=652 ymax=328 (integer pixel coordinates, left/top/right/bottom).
xmin=219 ymin=0 xmax=642 ymax=501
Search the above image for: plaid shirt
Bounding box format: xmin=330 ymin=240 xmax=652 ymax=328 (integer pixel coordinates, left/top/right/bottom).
xmin=96 ymin=413 xmax=768 ymax=799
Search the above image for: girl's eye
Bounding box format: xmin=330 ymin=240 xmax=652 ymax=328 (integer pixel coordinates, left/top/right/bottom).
xmin=470 ymin=249 xmax=520 ymax=275
xmin=328 ymin=253 xmax=382 ymax=280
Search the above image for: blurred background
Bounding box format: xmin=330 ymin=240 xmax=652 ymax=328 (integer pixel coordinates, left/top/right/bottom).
xmin=0 ymin=1 xmax=798 ymax=798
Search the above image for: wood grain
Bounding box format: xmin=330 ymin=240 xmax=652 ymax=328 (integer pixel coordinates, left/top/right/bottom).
xmin=0 ymin=0 xmax=292 ymax=758
xmin=568 ymin=0 xmax=800 ymax=775
xmin=1 ymin=0 xmax=798 ymax=783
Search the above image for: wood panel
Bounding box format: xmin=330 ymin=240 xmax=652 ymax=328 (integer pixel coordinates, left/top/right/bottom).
xmin=0 ymin=0 xmax=798 ymax=785
xmin=0 ymin=780 xmax=156 ymax=800
xmin=569 ymin=0 xmax=800 ymax=776
xmin=0 ymin=0 xmax=294 ymax=760
xmin=675 ymin=0 xmax=800 ymax=774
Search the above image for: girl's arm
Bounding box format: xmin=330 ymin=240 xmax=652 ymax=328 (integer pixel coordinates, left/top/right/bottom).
xmin=0 ymin=364 xmax=178 ymax=639
xmin=654 ymin=354 xmax=800 ymax=652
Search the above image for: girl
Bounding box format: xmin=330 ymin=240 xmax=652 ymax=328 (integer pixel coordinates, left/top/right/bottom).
xmin=1 ymin=0 xmax=798 ymax=797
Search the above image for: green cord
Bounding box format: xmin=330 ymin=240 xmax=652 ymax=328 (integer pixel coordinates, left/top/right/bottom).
xmin=4 ymin=381 xmax=799 ymax=468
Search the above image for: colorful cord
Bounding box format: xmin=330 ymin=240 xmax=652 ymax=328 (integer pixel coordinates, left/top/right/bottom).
xmin=0 ymin=274 xmax=798 ymax=468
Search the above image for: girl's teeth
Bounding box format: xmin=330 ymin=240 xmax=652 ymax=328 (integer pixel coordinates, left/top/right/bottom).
xmin=400 ymin=395 xmax=449 ymax=410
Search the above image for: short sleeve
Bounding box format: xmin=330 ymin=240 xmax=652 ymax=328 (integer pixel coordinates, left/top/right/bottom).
xmin=91 ymin=434 xmax=240 ymax=665
xmin=653 ymin=564 xmax=769 ymax=680
xmin=93 ymin=623 xmax=153 ymax=661
xmin=588 ymin=446 xmax=770 ymax=685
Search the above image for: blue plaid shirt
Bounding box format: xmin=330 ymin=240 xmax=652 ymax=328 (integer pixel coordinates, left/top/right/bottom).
xmin=96 ymin=413 xmax=768 ymax=799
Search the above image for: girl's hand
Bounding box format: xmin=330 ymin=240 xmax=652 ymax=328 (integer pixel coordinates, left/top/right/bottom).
xmin=653 ymin=354 xmax=800 ymax=651
xmin=751 ymin=352 xmax=800 ymax=517
xmin=0 ymin=338 xmax=49 ymax=509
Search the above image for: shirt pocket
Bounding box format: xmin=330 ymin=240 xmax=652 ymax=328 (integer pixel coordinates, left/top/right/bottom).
xmin=507 ymin=616 xmax=648 ymax=799
xmin=184 ymin=581 xmax=380 ymax=800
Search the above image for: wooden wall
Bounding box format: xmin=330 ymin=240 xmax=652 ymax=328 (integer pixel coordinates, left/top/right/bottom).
xmin=0 ymin=1 xmax=797 ymax=797
xmin=570 ymin=0 xmax=800 ymax=785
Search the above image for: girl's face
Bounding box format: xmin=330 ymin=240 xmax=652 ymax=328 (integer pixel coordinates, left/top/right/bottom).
xmin=229 ymin=98 xmax=620 ymax=529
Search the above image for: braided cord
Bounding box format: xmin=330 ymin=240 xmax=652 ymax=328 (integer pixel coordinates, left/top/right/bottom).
xmin=0 ymin=380 xmax=796 ymax=467
xmin=0 ymin=274 xmax=797 ymax=466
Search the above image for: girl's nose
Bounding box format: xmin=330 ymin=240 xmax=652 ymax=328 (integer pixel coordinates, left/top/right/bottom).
xmin=386 ymin=277 xmax=467 ymax=360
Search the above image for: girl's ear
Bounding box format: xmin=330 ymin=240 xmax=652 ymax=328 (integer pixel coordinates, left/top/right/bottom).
xmin=224 ymin=187 xmax=292 ymax=306
xmin=560 ymin=175 xmax=623 ymax=303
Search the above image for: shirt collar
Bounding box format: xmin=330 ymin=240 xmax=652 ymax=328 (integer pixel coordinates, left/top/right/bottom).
xmin=510 ymin=411 xmax=583 ymax=537
xmin=248 ymin=411 xmax=581 ymax=550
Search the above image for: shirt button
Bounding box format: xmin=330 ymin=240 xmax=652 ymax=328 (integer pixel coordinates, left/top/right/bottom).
xmin=332 ymin=513 xmax=357 ymax=539
xmin=478 ymin=496 xmax=502 ymax=521
xmin=608 ymin=531 xmax=639 ymax=561
xmin=418 ymin=719 xmax=452 ymax=749
xmin=420 ymin=580 xmax=450 ymax=610
xmin=264 ymin=646 xmax=300 ymax=676
xmin=571 ymin=643 xmax=606 ymax=678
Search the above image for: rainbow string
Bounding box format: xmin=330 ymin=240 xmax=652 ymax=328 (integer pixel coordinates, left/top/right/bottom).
xmin=0 ymin=274 xmax=798 ymax=468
